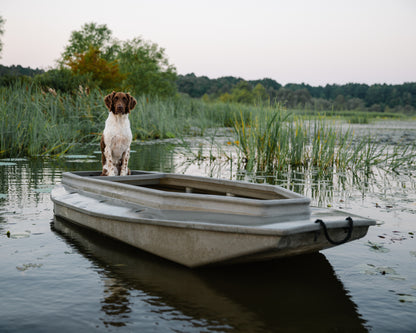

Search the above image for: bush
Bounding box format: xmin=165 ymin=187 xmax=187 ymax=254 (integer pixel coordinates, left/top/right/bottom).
xmin=34 ymin=68 xmax=94 ymax=93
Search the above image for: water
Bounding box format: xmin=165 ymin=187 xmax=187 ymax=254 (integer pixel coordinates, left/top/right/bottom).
xmin=1 ymin=123 xmax=416 ymax=332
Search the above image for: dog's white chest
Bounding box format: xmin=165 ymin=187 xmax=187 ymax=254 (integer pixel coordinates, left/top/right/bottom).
xmin=103 ymin=113 xmax=132 ymax=161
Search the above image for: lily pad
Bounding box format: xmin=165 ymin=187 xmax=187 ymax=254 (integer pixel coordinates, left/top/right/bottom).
xmin=366 ymin=241 xmax=390 ymax=253
xmin=0 ymin=193 xmax=7 ymax=199
xmin=360 ymin=264 xmax=404 ymax=279
xmin=10 ymin=233 xmax=31 ymax=239
xmin=398 ymin=294 xmax=416 ymax=303
xmin=375 ymin=266 xmax=398 ymax=275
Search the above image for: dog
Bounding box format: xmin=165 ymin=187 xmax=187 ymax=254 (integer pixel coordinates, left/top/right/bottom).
xmin=100 ymin=91 xmax=137 ymax=176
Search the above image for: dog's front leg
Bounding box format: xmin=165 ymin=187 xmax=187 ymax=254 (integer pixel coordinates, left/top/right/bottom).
xmin=103 ymin=146 xmax=117 ymax=176
xmin=119 ymin=148 xmax=130 ymax=176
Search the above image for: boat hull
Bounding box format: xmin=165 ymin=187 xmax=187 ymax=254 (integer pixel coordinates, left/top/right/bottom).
xmin=51 ymin=172 xmax=376 ymax=267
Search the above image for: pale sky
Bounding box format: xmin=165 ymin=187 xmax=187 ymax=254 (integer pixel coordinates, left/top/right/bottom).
xmin=1 ymin=0 xmax=415 ymax=85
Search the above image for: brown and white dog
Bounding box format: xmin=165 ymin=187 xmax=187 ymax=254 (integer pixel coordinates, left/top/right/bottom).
xmin=100 ymin=91 xmax=137 ymax=176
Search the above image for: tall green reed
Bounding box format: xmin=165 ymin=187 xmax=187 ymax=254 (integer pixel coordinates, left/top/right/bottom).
xmin=0 ymin=83 xmax=250 ymax=158
xmin=232 ymin=106 xmax=416 ymax=174
xmin=0 ymin=83 xmax=105 ymax=157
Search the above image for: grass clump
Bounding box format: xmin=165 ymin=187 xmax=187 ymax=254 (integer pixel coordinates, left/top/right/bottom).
xmin=0 ymin=83 xmax=105 ymax=157
xmin=233 ymin=105 xmax=416 ymax=174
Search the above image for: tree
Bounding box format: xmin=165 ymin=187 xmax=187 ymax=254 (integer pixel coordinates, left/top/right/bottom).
xmin=334 ymin=95 xmax=346 ymax=110
xmin=118 ymin=37 xmax=177 ymax=96
xmin=61 ymin=22 xmax=118 ymax=63
xmin=276 ymin=88 xmax=294 ymax=107
xmin=252 ymin=83 xmax=268 ymax=102
xmin=60 ymin=23 xmax=177 ymax=96
xmin=0 ymin=16 xmax=5 ymax=58
xmin=65 ymin=46 xmax=125 ymax=90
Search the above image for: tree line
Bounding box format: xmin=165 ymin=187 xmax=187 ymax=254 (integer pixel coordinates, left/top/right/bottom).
xmin=176 ymin=73 xmax=416 ymax=114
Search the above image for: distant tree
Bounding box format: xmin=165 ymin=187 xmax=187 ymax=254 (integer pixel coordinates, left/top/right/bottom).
xmin=118 ymin=37 xmax=177 ymax=96
xmin=346 ymin=98 xmax=365 ymax=110
xmin=0 ymin=64 xmax=43 ymax=77
xmin=293 ymin=89 xmax=312 ymax=107
xmin=334 ymin=95 xmax=346 ymax=110
xmin=230 ymin=81 xmax=254 ymax=104
xmin=249 ymin=78 xmax=282 ymax=91
xmin=219 ymin=92 xmax=232 ymax=103
xmin=174 ymin=73 xmax=416 ymax=114
xmin=276 ymin=88 xmax=294 ymax=107
xmin=0 ymin=16 xmax=5 ymax=58
xmin=252 ymin=83 xmax=268 ymax=102
xmin=312 ymin=98 xmax=332 ymax=111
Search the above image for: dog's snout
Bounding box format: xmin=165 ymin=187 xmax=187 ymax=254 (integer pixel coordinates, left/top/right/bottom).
xmin=116 ymin=104 xmax=124 ymax=113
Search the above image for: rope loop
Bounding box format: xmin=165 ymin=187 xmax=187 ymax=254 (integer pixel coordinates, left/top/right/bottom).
xmin=315 ymin=217 xmax=354 ymax=245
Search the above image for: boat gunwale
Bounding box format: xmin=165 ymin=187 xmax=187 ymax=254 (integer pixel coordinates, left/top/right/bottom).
xmin=51 ymin=183 xmax=376 ymax=237
xmin=62 ymin=171 xmax=311 ymax=208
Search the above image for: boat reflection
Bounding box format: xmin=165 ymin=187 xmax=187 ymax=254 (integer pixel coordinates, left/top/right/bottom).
xmin=52 ymin=217 xmax=368 ymax=332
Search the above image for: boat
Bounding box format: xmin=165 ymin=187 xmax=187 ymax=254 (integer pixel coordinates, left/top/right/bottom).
xmin=51 ymin=171 xmax=376 ymax=268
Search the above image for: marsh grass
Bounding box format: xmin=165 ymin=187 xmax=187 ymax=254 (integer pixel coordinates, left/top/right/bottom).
xmin=0 ymin=83 xmax=106 ymax=157
xmin=1 ymin=83 xmax=415 ymax=176
xmin=0 ymin=83 xmax=255 ymax=157
xmin=233 ymin=105 xmax=416 ymax=174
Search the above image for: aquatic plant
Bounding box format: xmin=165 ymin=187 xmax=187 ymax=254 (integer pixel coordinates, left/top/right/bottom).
xmin=0 ymin=82 xmax=105 ymax=157
xmin=232 ymin=106 xmax=416 ymax=174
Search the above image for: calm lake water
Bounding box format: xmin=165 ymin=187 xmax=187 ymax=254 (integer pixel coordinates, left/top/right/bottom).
xmin=1 ymin=121 xmax=415 ymax=332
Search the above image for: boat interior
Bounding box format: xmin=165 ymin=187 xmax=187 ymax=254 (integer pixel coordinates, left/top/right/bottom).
xmin=71 ymin=171 xmax=290 ymax=200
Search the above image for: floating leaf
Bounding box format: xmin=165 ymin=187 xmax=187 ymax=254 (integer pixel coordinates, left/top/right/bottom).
xmin=366 ymin=241 xmax=390 ymax=253
xmin=398 ymin=294 xmax=416 ymax=303
xmin=0 ymin=193 xmax=7 ymax=199
xmin=10 ymin=233 xmax=30 ymax=239
xmin=16 ymin=263 xmax=43 ymax=271
xmin=376 ymin=266 xmax=398 ymax=275
xmin=360 ymin=264 xmax=403 ymax=279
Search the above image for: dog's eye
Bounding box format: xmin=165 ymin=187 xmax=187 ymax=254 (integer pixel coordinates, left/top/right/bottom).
xmin=114 ymin=96 xmax=118 ymax=101
xmin=123 ymin=97 xmax=127 ymax=101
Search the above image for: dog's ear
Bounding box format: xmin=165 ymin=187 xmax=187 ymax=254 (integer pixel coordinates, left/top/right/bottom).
xmin=126 ymin=93 xmax=137 ymax=111
xmin=104 ymin=91 xmax=115 ymax=111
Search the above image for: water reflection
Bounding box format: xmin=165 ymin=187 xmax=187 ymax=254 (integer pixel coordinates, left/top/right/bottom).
xmin=52 ymin=217 xmax=368 ymax=332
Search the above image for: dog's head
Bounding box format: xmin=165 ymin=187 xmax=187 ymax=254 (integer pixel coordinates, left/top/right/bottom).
xmin=104 ymin=91 xmax=137 ymax=115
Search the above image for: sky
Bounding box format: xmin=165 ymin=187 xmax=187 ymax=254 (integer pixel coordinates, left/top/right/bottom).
xmin=1 ymin=0 xmax=415 ymax=86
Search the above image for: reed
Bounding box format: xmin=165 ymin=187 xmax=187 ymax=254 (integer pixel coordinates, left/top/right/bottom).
xmin=0 ymin=83 xmax=104 ymax=157
xmin=232 ymin=106 xmax=416 ymax=174
xmin=0 ymin=83 xmax=249 ymax=157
